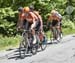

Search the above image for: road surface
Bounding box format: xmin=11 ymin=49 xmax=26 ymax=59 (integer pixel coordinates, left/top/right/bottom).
xmin=0 ymin=34 xmax=75 ymax=63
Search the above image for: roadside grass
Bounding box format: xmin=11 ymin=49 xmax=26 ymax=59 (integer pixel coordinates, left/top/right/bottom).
xmin=0 ymin=28 xmax=75 ymax=51
xmin=62 ymin=28 xmax=75 ymax=35
xmin=45 ymin=28 xmax=75 ymax=39
xmin=0 ymin=35 xmax=21 ymax=50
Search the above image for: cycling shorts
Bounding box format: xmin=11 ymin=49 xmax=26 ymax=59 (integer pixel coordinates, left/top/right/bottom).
xmin=23 ymin=19 xmax=32 ymax=30
xmin=51 ymin=20 xmax=60 ymax=26
xmin=35 ymin=20 xmax=41 ymax=31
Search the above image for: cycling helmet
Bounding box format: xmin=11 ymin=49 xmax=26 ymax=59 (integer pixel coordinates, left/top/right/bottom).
xmin=18 ymin=7 xmax=23 ymax=12
xmin=51 ymin=10 xmax=57 ymax=14
xmin=29 ymin=5 xmax=34 ymax=10
xmin=34 ymin=11 xmax=39 ymax=14
xmin=23 ymin=7 xmax=30 ymax=12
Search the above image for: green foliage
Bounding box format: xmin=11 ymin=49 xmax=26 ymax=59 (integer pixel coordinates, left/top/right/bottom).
xmin=62 ymin=28 xmax=75 ymax=35
xmin=0 ymin=0 xmax=75 ymax=50
xmin=0 ymin=0 xmax=75 ymax=36
xmin=62 ymin=16 xmax=75 ymax=29
xmin=0 ymin=7 xmax=17 ymax=36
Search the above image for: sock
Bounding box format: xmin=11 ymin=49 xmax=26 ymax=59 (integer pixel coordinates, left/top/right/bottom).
xmin=33 ymin=35 xmax=36 ymax=44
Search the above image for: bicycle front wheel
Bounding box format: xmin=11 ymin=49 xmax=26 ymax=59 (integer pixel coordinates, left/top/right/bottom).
xmin=19 ymin=39 xmax=26 ymax=58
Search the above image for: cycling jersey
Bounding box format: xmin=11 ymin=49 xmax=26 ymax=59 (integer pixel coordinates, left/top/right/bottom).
xmin=48 ymin=15 xmax=53 ymax=21
xmin=33 ymin=11 xmax=39 ymax=19
xmin=24 ymin=12 xmax=38 ymax=23
xmin=48 ymin=14 xmax=60 ymax=22
xmin=32 ymin=11 xmax=43 ymax=31
xmin=56 ymin=13 xmax=62 ymax=19
xmin=47 ymin=14 xmax=61 ymax=27
xmin=19 ymin=13 xmax=26 ymax=21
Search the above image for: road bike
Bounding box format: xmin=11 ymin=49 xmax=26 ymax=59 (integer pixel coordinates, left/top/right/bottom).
xmin=19 ymin=30 xmax=37 ymax=58
xmin=50 ymin=26 xmax=62 ymax=43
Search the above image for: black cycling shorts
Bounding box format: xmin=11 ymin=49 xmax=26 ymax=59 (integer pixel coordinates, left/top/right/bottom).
xmin=51 ymin=20 xmax=60 ymax=26
xmin=35 ymin=20 xmax=41 ymax=31
xmin=23 ymin=19 xmax=32 ymax=30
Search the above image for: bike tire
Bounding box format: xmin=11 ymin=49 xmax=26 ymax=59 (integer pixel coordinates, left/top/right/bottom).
xmin=19 ymin=33 xmax=29 ymax=59
xmin=41 ymin=34 xmax=48 ymax=51
xmin=31 ymin=45 xmax=37 ymax=55
xmin=19 ymin=39 xmax=26 ymax=59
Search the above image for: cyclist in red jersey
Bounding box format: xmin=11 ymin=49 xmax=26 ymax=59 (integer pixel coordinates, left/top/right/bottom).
xmin=29 ymin=6 xmax=43 ymax=31
xmin=29 ymin=6 xmax=44 ymax=41
xmin=23 ymin=6 xmax=39 ymax=44
xmin=47 ymin=10 xmax=62 ymax=40
xmin=17 ymin=7 xmax=25 ymax=30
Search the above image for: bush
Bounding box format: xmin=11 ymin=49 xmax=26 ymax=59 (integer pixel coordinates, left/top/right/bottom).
xmin=0 ymin=7 xmax=17 ymax=36
xmin=62 ymin=16 xmax=75 ymax=29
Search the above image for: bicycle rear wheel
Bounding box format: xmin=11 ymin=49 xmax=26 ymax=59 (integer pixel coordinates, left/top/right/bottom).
xmin=41 ymin=33 xmax=48 ymax=51
xmin=31 ymin=44 xmax=37 ymax=55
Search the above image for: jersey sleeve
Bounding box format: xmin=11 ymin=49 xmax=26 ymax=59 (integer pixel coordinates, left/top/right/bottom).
xmin=20 ymin=13 xmax=25 ymax=19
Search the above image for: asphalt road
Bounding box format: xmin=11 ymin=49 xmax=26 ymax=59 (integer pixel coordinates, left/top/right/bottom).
xmin=0 ymin=34 xmax=75 ymax=63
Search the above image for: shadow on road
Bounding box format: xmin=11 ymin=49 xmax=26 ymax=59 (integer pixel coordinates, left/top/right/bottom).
xmin=6 ymin=48 xmax=32 ymax=60
xmin=6 ymin=40 xmax=60 ymax=60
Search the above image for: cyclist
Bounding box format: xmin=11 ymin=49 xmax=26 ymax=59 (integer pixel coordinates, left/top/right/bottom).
xmin=29 ymin=5 xmax=44 ymax=41
xmin=29 ymin=6 xmax=43 ymax=31
xmin=17 ymin=7 xmax=25 ymax=30
xmin=47 ymin=10 xmax=62 ymax=40
xmin=23 ymin=6 xmax=39 ymax=44
xmin=53 ymin=10 xmax=62 ymax=34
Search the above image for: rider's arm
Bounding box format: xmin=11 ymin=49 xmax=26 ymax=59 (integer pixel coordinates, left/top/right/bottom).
xmin=47 ymin=15 xmax=52 ymax=24
xmin=47 ymin=16 xmax=50 ymax=24
xmin=33 ymin=11 xmax=43 ymax=30
xmin=17 ymin=13 xmax=24 ymax=31
xmin=56 ymin=17 xmax=60 ymax=21
xmin=39 ymin=15 xmax=43 ymax=31
xmin=18 ymin=13 xmax=25 ymax=23
xmin=20 ymin=13 xmax=25 ymax=21
xmin=17 ymin=13 xmax=25 ymax=28
xmin=29 ymin=12 xmax=36 ymax=29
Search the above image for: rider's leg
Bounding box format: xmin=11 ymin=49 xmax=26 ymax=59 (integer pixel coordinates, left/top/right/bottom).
xmin=37 ymin=21 xmax=44 ymax=42
xmin=51 ymin=21 xmax=57 ymax=40
xmin=56 ymin=25 xmax=60 ymax=34
xmin=59 ymin=20 xmax=62 ymax=33
xmin=53 ymin=26 xmax=57 ymax=40
xmin=31 ymin=22 xmax=37 ymax=44
xmin=39 ymin=31 xmax=44 ymax=42
xmin=59 ymin=21 xmax=62 ymax=34
xmin=56 ymin=22 xmax=61 ymax=40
